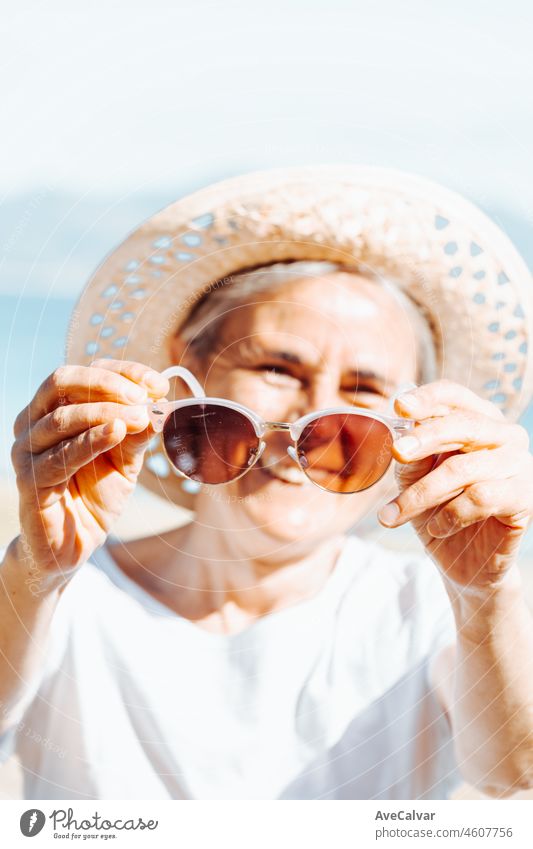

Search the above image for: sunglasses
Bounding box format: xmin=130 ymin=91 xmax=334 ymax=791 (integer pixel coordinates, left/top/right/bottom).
xmin=144 ymin=366 xmax=418 ymax=494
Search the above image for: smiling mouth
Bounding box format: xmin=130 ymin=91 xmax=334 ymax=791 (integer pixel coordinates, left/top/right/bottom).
xmin=256 ymin=452 xmax=311 ymax=486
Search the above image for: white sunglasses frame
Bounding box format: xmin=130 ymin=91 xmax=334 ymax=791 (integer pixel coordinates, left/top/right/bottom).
xmin=144 ymin=366 xmax=418 ymax=492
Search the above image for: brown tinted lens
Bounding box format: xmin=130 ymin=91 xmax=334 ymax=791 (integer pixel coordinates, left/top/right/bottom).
xmin=162 ymin=403 xmax=260 ymax=484
xmin=296 ymin=413 xmax=393 ymax=493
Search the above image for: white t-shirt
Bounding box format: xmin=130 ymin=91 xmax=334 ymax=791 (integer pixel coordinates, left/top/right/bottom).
xmin=0 ymin=533 xmax=462 ymax=800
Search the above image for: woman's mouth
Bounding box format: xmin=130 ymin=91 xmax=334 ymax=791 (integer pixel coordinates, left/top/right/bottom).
xmin=257 ymin=452 xmax=311 ymax=486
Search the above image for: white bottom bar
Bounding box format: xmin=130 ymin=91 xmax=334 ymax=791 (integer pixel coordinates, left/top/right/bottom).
xmin=2 ymin=799 xmax=533 ymax=848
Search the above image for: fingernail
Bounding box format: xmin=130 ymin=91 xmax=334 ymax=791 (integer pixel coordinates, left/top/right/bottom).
xmin=142 ymin=370 xmax=165 ymax=390
xmin=395 ymin=435 xmax=420 ymax=456
xmin=102 ymin=421 xmax=115 ymax=435
xmin=427 ymin=513 xmax=450 ymax=537
xmin=377 ymin=502 xmax=400 ymax=526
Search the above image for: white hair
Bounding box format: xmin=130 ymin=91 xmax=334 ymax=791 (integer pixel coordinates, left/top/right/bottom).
xmin=178 ymin=260 xmax=437 ymax=384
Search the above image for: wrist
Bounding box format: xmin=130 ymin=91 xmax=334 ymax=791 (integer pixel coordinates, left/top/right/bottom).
xmin=3 ymin=535 xmax=73 ymax=598
xmin=442 ymin=564 xmax=528 ymax=644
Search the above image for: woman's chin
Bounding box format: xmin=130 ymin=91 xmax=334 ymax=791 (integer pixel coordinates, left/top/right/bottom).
xmin=232 ymin=465 xmax=353 ymax=542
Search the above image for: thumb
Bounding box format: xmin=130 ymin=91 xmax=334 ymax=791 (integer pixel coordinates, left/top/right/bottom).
xmin=394 ymin=454 xmax=436 ymax=494
xmin=393 ymin=451 xmax=458 ymax=540
xmin=394 ymin=451 xmax=458 ymax=494
xmin=106 ymin=423 xmax=156 ymax=482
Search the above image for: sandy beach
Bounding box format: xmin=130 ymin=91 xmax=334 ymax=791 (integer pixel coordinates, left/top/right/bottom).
xmin=1 ymin=477 xmax=532 ymax=801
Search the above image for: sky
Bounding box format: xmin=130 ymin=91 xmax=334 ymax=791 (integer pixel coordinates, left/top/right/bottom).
xmin=0 ymin=1 xmax=532 ymax=204
xmin=0 ymin=0 xmax=532 ymax=510
xmin=1 ymin=1 xmax=532 ymax=300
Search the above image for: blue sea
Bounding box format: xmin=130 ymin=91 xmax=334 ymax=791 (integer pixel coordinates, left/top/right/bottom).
xmin=0 ymin=295 xmax=75 ymax=472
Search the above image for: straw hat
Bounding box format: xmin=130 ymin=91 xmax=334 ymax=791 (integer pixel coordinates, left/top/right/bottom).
xmin=65 ymin=164 xmax=533 ymax=508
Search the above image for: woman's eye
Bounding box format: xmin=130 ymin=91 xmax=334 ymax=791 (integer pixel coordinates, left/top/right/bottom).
xmin=255 ymin=365 xmax=302 ymax=386
xmin=343 ymin=385 xmax=380 ymax=396
xmin=342 ymin=385 xmax=387 ymax=406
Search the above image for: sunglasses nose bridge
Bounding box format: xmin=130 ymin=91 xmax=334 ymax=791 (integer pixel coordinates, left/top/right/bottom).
xmin=264 ymin=421 xmax=293 ymax=433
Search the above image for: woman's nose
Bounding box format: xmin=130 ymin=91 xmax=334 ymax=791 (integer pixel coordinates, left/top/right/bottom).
xmin=282 ymin=376 xmax=341 ymax=420
xmin=307 ymin=375 xmax=344 ymax=412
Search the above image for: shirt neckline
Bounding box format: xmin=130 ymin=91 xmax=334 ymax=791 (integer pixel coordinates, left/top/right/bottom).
xmin=92 ymin=533 xmax=364 ymax=644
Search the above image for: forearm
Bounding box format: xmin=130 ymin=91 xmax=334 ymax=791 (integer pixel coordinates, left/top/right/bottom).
xmin=0 ymin=535 xmax=66 ymax=730
xmin=445 ymin=565 xmax=533 ymax=796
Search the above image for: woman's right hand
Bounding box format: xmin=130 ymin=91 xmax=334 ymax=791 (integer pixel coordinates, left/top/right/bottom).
xmin=9 ymin=358 xmax=169 ymax=587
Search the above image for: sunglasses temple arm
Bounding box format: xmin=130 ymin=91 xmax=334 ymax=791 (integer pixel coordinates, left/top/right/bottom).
xmin=159 ymin=365 xmax=206 ymax=399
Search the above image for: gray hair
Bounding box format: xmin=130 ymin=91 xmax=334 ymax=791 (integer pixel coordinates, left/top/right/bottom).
xmin=178 ymin=260 xmax=437 ymax=385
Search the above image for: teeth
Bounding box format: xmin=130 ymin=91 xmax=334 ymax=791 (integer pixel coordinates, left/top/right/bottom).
xmin=258 ymin=454 xmax=310 ymax=485
xmin=271 ymin=466 xmax=308 ymax=484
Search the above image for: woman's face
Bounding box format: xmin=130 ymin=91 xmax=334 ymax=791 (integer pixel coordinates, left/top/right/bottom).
xmin=172 ymin=272 xmax=419 ymax=548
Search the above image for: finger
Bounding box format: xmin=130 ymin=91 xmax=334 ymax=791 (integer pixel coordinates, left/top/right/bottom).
xmin=392 ymin=412 xmax=529 ymax=462
xmin=14 ymin=365 xmax=152 ymax=438
xmin=426 ymin=476 xmax=533 ymax=538
xmin=105 ymin=427 xmax=156 ymax=483
xmin=394 ymin=378 xmax=506 ymax=422
xmin=89 ymin=359 xmax=169 ymax=398
xmin=26 ymin=419 xmax=128 ymax=488
xmin=20 ymin=401 xmax=150 ymax=454
xmin=394 ymin=451 xmax=447 ymax=491
xmin=379 ymin=446 xmax=525 ymax=527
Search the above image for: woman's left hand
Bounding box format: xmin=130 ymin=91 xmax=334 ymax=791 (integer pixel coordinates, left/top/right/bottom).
xmin=377 ymin=379 xmax=533 ymax=590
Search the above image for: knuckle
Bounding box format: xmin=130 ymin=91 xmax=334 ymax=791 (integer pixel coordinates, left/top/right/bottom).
xmin=11 ymin=443 xmax=31 ymax=482
xmin=10 ymin=439 xmax=24 ymax=469
xmin=48 ymin=406 xmax=68 ymax=432
xmin=458 ymin=409 xmax=481 ymax=433
xmin=406 ymin=479 xmax=427 ymax=508
xmin=87 ymin=401 xmax=110 ymax=424
xmin=45 ymin=442 xmax=70 ymax=470
xmin=467 ymin=481 xmax=492 ymax=509
xmin=48 ymin=365 xmax=69 ymax=391
xmin=442 ymin=452 xmax=466 ymax=477
xmin=13 ymin=406 xmax=30 ymax=438
xmin=122 ymin=362 xmax=147 ymax=382
xmin=85 ymin=400 xmax=124 ymax=428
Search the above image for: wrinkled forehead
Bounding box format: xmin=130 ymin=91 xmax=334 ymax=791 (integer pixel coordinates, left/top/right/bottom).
xmin=211 ymin=273 xmax=419 ymax=375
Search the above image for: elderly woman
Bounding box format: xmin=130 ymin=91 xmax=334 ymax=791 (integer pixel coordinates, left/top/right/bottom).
xmin=1 ymin=166 xmax=533 ymax=801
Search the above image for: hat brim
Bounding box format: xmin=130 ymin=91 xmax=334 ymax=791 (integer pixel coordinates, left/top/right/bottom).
xmin=65 ymin=164 xmax=533 ymax=506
